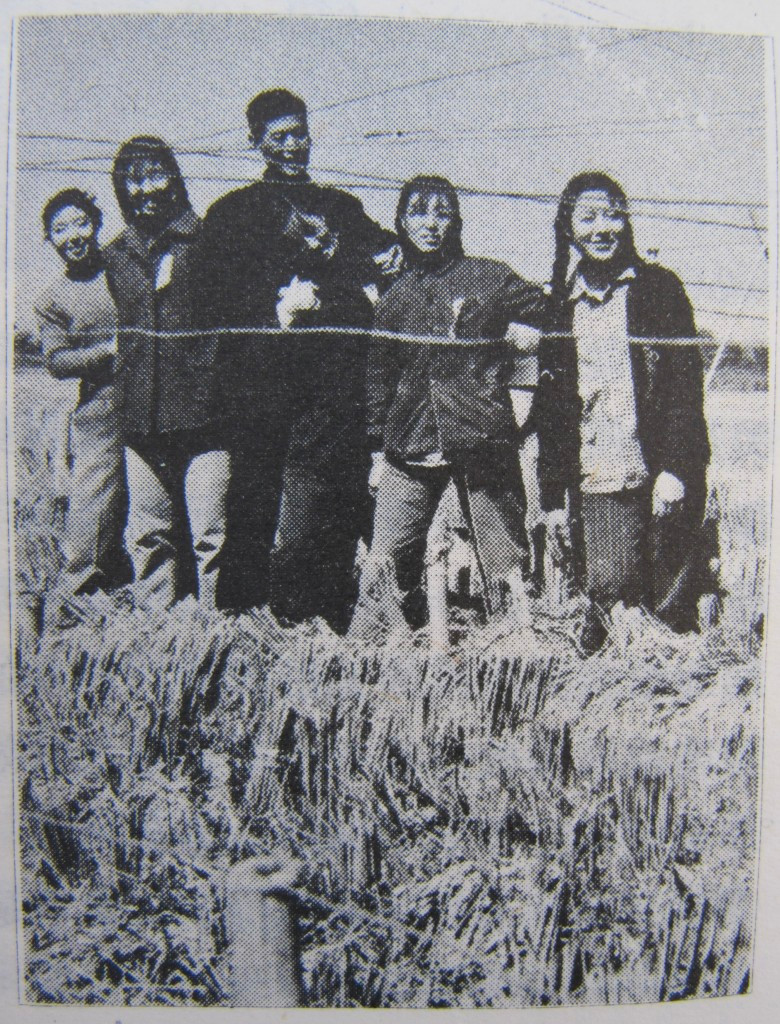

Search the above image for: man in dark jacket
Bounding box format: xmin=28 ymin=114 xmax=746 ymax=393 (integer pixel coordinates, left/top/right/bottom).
xmin=191 ymin=89 xmax=399 ymax=629
xmin=104 ymin=136 xmax=229 ymax=610
xmin=363 ymin=175 xmax=546 ymax=626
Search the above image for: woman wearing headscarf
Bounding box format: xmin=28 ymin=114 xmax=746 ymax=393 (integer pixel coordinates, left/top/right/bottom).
xmin=103 ymin=136 xmax=229 ymax=611
xmin=534 ymin=171 xmax=711 ymax=648
xmin=362 ymin=175 xmax=546 ymax=626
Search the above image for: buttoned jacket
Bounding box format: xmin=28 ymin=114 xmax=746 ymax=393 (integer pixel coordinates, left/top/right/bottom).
xmin=532 ymin=261 xmax=711 ymax=511
xmin=367 ymin=255 xmax=546 ymax=461
xmin=190 ymin=173 xmax=393 ymax=431
xmin=103 ymin=209 xmax=218 ymax=439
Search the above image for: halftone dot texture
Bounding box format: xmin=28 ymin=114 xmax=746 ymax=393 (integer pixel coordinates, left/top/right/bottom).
xmin=13 ymin=13 xmax=767 ymax=1008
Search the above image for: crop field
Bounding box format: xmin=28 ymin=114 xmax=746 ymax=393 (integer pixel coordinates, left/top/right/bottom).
xmin=11 ymin=365 xmax=769 ymax=1007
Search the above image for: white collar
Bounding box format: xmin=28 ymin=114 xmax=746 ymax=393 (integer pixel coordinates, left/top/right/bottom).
xmin=568 ymin=261 xmax=636 ymax=304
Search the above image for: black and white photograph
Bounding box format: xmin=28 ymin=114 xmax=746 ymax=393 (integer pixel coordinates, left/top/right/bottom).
xmin=1 ymin=0 xmax=777 ymax=1014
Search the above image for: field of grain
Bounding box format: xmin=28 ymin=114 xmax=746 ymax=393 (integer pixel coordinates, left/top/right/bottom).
xmin=12 ymin=366 xmax=769 ymax=1007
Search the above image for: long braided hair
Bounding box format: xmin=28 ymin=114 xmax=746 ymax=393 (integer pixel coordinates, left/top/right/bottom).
xmin=549 ymin=171 xmax=639 ymax=317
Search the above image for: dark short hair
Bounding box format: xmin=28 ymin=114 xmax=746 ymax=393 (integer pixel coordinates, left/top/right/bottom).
xmin=111 ymin=136 xmax=189 ymax=224
xmin=394 ymin=175 xmax=464 ymax=263
xmin=42 ymin=188 xmax=103 ymax=238
xmin=246 ymin=88 xmax=308 ymax=142
xmin=395 ymin=175 xmax=461 ymax=227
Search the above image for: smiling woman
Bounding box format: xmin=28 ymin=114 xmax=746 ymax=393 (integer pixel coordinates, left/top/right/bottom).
xmin=534 ymin=171 xmax=712 ymax=650
xmin=360 ymin=174 xmax=547 ymax=627
xmin=570 ymin=188 xmax=627 ymax=264
xmin=44 ymin=193 xmax=101 ymax=266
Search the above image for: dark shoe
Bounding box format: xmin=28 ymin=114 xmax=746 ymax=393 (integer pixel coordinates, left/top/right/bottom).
xmin=579 ymin=604 xmax=608 ymax=655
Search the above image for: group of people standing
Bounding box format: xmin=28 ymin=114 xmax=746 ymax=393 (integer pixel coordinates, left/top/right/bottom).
xmin=33 ymin=88 xmax=711 ymax=650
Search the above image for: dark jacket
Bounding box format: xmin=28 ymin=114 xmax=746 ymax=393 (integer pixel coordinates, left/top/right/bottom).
xmin=533 ymin=261 xmax=710 ymax=511
xmin=103 ymin=209 xmax=217 ymax=439
xmin=368 ymin=255 xmax=546 ymax=461
xmin=191 ymin=172 xmax=394 ymax=429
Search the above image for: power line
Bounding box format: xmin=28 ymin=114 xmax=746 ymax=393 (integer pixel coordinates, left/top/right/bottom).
xmin=15 ymin=160 xmax=769 ymax=232
xmin=698 ymin=308 xmax=768 ymax=321
xmin=686 ymin=281 xmax=768 ymax=294
xmin=18 ymin=132 xmax=118 ymax=145
xmin=184 ymin=26 xmax=709 ymax=142
xmin=21 ymin=107 xmax=762 ymax=152
xmin=20 ymin=130 xmax=767 ymax=212
xmin=357 ymin=108 xmax=762 ymax=140
xmin=575 ymin=0 xmax=637 ymax=19
xmin=316 ymin=32 xmax=643 ymax=114
xmin=15 ymin=163 xmax=262 ymax=187
xmin=14 ymin=160 xmax=768 ymax=301
xmin=532 ymin=0 xmax=600 ymax=22
xmin=352 ymin=122 xmax=763 ymax=145
xmin=175 ymin=30 xmax=644 ymax=146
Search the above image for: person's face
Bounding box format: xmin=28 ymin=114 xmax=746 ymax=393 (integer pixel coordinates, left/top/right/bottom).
xmin=570 ymin=190 xmax=628 ymax=262
xmin=124 ymin=157 xmax=176 ymax=221
xmin=48 ymin=204 xmax=98 ymax=266
xmin=400 ymin=191 xmax=456 ymax=253
xmin=258 ymin=114 xmax=311 ymax=177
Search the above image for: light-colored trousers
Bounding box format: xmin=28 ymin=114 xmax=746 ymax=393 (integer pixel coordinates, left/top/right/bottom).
xmin=364 ymin=454 xmax=529 ymax=620
xmin=124 ymin=441 xmax=230 ymax=611
xmin=61 ymin=386 xmax=127 ymax=595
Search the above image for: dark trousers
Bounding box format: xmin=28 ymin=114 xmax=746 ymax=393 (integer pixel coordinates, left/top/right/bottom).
xmin=217 ymin=429 xmax=287 ymax=612
xmin=576 ymin=487 xmax=651 ymax=608
xmin=270 ymin=450 xmax=372 ymax=633
xmin=572 ymin=480 xmax=709 ymax=631
xmin=217 ymin=410 xmax=371 ymax=632
xmin=651 ymin=479 xmax=709 ymax=632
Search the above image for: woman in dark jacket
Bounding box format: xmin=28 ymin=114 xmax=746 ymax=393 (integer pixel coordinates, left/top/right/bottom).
xmin=363 ymin=175 xmax=546 ymax=624
xmin=103 ymin=137 xmax=229 ymax=611
xmin=534 ymin=171 xmax=711 ymax=646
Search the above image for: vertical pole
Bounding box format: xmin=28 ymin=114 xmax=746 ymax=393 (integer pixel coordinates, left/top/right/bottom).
xmin=427 ymin=546 xmax=449 ymax=651
xmin=226 ymin=857 xmax=303 ymax=1006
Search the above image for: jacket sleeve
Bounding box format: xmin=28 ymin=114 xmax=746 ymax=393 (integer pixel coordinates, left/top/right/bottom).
xmin=366 ymin=337 xmax=403 ymax=450
xmin=453 ymin=269 xmax=546 ymax=340
xmin=534 ymin=333 xmax=581 ymax=512
xmin=190 ymin=202 xmax=239 ymax=328
xmin=340 ymin=194 xmax=396 ymax=273
xmin=643 ymin=271 xmax=711 ymax=485
xmin=503 ymin=273 xmax=548 ymax=329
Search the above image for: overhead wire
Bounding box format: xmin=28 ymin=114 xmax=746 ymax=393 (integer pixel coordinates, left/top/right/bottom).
xmin=17 ymin=32 xmax=769 ymax=306
xmin=15 ymin=160 xmax=769 ymax=233
xmin=175 ymin=29 xmax=646 ymax=146
xmin=527 ymin=0 xmax=601 ymax=23
xmin=14 ymin=160 xmax=768 ymax=315
xmin=355 ymin=108 xmax=763 ymax=140
xmin=20 ymin=107 xmax=763 ymax=151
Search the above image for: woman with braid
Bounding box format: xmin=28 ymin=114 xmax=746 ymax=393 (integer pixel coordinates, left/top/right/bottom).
xmin=534 ymin=171 xmax=711 ymax=651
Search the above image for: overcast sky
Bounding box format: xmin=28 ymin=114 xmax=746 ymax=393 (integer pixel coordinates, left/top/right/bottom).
xmin=13 ymin=14 xmax=769 ymax=338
